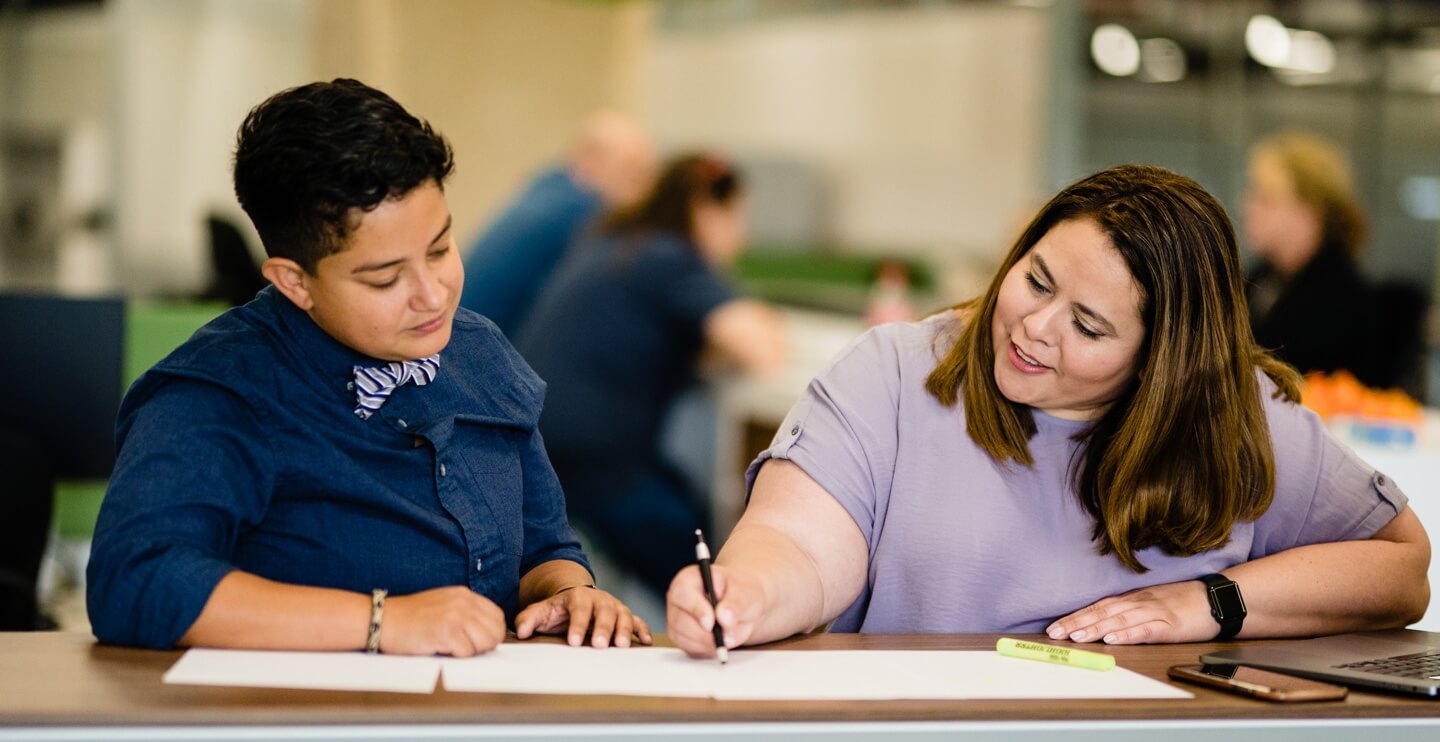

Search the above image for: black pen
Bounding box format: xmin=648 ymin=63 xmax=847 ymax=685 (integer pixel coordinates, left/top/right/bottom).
xmin=694 ymin=529 xmax=728 ymax=664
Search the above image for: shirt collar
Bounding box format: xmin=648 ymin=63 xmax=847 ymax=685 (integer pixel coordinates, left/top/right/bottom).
xmin=261 ymin=286 xmax=399 ymax=398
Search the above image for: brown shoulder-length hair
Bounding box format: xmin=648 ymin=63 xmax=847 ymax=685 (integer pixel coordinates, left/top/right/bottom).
xmin=925 ymin=164 xmax=1301 ymax=572
xmin=601 ymin=151 xmax=743 ymax=248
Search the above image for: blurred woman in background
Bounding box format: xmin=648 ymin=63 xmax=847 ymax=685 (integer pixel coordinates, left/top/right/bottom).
xmin=516 ymin=152 xmax=785 ymax=603
xmin=1242 ymin=131 xmax=1382 ymax=386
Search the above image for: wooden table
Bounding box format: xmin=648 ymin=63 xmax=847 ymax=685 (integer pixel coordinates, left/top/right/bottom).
xmin=2 ymin=632 xmax=1438 ymax=741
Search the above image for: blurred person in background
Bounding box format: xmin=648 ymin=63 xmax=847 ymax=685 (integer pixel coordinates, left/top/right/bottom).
xmin=1242 ymin=131 xmax=1384 ymax=387
xmin=459 ymin=110 xmax=657 ymax=337
xmin=516 ymin=152 xmax=786 ymax=603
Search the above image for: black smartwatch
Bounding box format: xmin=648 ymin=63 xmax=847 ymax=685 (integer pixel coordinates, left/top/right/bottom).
xmin=1198 ymin=573 xmax=1246 ymax=641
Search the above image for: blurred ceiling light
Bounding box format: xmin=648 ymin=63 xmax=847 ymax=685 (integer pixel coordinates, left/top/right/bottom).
xmin=1092 ymin=24 xmax=1141 ymax=77
xmin=1246 ymin=15 xmax=1291 ymax=68
xmin=1247 ymin=14 xmax=1338 ymax=82
xmin=1139 ymin=37 xmax=1187 ymax=83
xmin=1285 ymin=29 xmax=1336 ymax=74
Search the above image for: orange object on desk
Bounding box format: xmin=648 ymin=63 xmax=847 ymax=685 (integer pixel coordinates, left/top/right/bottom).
xmin=1301 ymin=371 xmax=1423 ymax=447
xmin=1301 ymin=371 xmax=1421 ymax=420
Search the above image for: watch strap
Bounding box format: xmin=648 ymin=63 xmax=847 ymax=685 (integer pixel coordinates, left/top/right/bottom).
xmin=1198 ymin=573 xmax=1245 ymax=641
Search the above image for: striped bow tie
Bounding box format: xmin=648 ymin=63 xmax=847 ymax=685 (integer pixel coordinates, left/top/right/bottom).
xmin=352 ymin=355 xmax=440 ymax=420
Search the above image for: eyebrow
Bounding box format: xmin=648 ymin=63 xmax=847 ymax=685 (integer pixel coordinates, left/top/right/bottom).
xmin=350 ymin=214 xmax=453 ymax=275
xmin=1031 ymin=253 xmax=1118 ymax=336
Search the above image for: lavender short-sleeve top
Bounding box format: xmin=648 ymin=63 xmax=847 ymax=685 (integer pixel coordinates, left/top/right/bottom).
xmin=746 ymin=312 xmax=1408 ymax=633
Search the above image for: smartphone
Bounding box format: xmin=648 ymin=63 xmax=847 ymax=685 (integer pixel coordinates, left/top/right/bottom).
xmin=1168 ymin=663 xmax=1349 ymax=702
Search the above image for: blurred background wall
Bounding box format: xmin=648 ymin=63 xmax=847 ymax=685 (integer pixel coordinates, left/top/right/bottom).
xmin=648 ymin=3 xmax=1051 ymax=264
xmin=1 ymin=0 xmax=1439 ymax=389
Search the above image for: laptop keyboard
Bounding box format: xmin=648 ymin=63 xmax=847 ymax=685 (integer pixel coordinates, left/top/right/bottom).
xmin=1334 ymin=650 xmax=1440 ymax=679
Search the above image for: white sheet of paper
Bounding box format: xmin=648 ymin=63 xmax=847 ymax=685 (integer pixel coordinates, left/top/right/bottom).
xmin=441 ymin=645 xmax=1191 ymax=700
xmin=442 ymin=644 xmax=714 ymax=697
xmin=163 ymin=649 xmax=441 ymax=694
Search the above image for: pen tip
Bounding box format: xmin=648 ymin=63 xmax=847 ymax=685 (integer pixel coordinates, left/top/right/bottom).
xmin=717 ymin=646 xmax=729 ymax=664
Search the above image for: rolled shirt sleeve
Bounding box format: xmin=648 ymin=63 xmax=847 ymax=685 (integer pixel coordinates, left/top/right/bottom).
xmin=1250 ymin=381 xmax=1409 ymax=559
xmin=86 ymin=376 xmax=275 ymax=648
xmin=744 ymin=326 xmax=904 ymax=553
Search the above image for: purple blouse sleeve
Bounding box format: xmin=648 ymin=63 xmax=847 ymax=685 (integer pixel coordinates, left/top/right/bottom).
xmin=743 ymin=326 xmax=905 ymax=551
xmin=1250 ymin=378 xmax=1409 ymax=558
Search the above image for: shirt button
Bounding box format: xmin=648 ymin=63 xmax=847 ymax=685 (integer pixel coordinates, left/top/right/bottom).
xmin=397 ymin=419 xmax=408 ymax=429
xmin=475 ymin=558 xmax=483 ymax=571
xmin=440 ymin=463 xmax=447 ymax=477
xmin=790 ymin=425 xmax=800 ymax=436
xmin=346 ymin=381 xmax=355 ymax=390
xmin=1376 ymin=474 xmax=1387 ymax=486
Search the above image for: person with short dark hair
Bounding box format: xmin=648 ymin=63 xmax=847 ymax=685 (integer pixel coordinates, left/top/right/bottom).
xmin=667 ymin=164 xmax=1429 ymax=657
xmin=87 ymin=79 xmax=650 ymax=655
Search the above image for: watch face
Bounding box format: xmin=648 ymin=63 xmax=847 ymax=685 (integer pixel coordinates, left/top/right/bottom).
xmin=1209 ymin=582 xmax=1246 ymax=620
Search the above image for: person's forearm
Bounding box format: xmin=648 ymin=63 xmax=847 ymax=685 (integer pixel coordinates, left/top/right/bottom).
xmin=716 ymin=522 xmax=835 ymax=645
xmin=518 ymin=559 xmax=594 ymax=608
xmin=179 ymin=571 xmax=371 ymax=650
xmin=704 ymin=299 xmax=787 ymax=376
xmin=1226 ymin=538 xmax=1429 ymax=638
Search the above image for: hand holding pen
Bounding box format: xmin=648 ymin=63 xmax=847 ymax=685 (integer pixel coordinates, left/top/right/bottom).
xmin=666 ymin=530 xmax=768 ymax=660
xmin=694 ymin=529 xmax=728 ymax=664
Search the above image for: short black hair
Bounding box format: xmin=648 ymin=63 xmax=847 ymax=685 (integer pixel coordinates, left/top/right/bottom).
xmin=233 ymin=78 xmax=455 ymax=274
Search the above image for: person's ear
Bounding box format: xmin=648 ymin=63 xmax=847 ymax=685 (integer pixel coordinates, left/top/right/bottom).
xmin=261 ymin=257 xmax=316 ymax=311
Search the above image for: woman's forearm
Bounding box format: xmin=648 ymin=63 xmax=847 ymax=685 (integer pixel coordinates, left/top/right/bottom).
xmin=697 ymin=460 xmax=868 ymax=648
xmin=1227 ymin=508 xmax=1430 ymax=637
xmin=715 ymin=523 xmax=831 ymax=645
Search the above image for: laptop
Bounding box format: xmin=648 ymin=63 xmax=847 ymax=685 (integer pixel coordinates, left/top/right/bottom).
xmin=1202 ymin=629 xmax=1440 ymax=698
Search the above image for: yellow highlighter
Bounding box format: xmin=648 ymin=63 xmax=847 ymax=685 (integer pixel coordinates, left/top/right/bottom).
xmin=996 ymin=637 xmax=1116 ymax=671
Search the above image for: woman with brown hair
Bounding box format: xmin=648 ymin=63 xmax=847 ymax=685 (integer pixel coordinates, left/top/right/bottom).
xmin=667 ymin=164 xmax=1429 ymax=655
xmin=516 ymin=152 xmax=785 ymax=604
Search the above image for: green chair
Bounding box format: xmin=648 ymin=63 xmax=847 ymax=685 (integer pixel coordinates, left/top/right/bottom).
xmin=51 ymin=301 xmax=227 ymax=542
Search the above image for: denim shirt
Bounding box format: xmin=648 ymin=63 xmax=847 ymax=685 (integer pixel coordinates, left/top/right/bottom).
xmin=86 ymin=287 xmax=589 ymax=648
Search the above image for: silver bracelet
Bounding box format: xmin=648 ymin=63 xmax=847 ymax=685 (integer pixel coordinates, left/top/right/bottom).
xmin=366 ymin=588 xmax=387 ymax=654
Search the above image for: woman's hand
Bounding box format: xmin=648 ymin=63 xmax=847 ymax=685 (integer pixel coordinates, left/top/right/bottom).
xmin=513 ymin=586 xmax=652 ymax=648
xmin=1045 ymin=578 xmax=1217 ymax=645
xmin=666 ymin=564 xmax=766 ymax=658
xmin=380 ymin=586 xmax=508 ymax=657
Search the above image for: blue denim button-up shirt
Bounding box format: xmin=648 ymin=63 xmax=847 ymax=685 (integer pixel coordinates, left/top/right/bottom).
xmin=86 ymin=287 xmax=588 ymax=648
